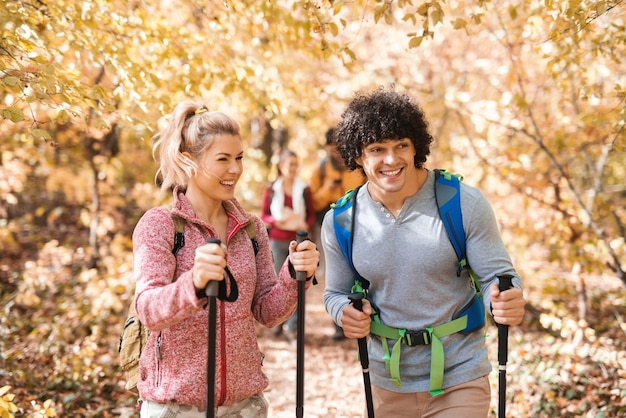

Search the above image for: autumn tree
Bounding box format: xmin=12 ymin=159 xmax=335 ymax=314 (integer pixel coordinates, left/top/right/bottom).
xmin=2 ymin=0 xmax=626 ymax=416
xmin=319 ymin=0 xmax=626 ymax=290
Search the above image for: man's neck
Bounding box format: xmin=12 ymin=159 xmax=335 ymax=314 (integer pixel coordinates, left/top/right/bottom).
xmin=369 ymin=168 xmax=428 ymax=216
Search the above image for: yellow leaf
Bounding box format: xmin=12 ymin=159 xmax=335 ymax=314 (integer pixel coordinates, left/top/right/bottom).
xmin=409 ymin=36 xmax=423 ymax=49
xmin=1 ymin=76 xmax=20 ymax=87
xmin=332 ymin=0 xmax=343 ymax=15
xmin=43 ymin=399 xmax=56 ymax=416
xmin=452 ymin=18 xmax=467 ymax=30
xmin=56 ymin=109 xmax=70 ymax=125
xmin=431 ymin=9 xmax=444 ymax=25
xmin=374 ymin=3 xmax=388 ymax=23
xmin=384 ymin=12 xmax=392 ymax=25
xmin=328 ymin=22 xmax=339 ymax=37
xmin=0 ymin=106 xmax=25 ymax=123
xmin=31 ymin=128 xmax=52 ymax=141
xmin=402 ymin=13 xmax=417 ymax=25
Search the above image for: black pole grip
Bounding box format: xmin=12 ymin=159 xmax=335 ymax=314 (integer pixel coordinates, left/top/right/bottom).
xmin=348 ymin=292 xmax=364 ymax=311
xmin=295 ymin=230 xmax=308 ymax=282
xmin=348 ymin=292 xmax=369 ymax=369
xmin=497 ymin=273 xmax=514 ymax=364
xmin=498 ymin=274 xmax=514 ymax=293
xmin=205 ymin=238 xmax=221 ymax=297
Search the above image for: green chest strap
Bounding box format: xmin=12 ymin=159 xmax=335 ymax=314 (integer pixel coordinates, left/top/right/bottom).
xmin=351 ymin=280 xmax=483 ymax=396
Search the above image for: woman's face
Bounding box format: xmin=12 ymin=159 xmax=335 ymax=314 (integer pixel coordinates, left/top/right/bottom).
xmin=192 ymin=134 xmax=244 ymax=202
xmin=279 ymin=155 xmax=299 ymax=180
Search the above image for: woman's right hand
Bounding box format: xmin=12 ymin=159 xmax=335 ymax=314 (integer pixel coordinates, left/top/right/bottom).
xmin=192 ymin=242 xmax=227 ymax=292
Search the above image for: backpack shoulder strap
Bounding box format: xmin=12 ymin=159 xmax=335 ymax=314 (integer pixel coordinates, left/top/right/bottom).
xmin=166 ymin=206 xmax=185 ymax=256
xmin=244 ymin=215 xmax=259 ymax=256
xmin=434 ymin=169 xmax=468 ymax=277
xmin=331 ymin=185 xmax=368 ymax=289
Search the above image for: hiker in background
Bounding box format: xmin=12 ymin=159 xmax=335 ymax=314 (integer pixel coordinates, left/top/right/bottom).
xmin=309 ymin=127 xmax=365 ymax=340
xmin=322 ymin=87 xmax=525 ymax=417
xmin=132 ymin=101 xmax=319 ymax=417
xmin=261 ymin=148 xmax=316 ymax=339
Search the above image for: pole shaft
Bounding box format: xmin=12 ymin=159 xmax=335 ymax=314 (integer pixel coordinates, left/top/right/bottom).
xmin=205 ymin=237 xmax=221 ymax=418
xmin=349 ymin=292 xmax=375 ymax=418
xmin=497 ymin=274 xmax=514 ymax=418
xmin=207 ymin=297 xmax=216 ymax=418
xmin=295 ymin=231 xmax=307 ymax=418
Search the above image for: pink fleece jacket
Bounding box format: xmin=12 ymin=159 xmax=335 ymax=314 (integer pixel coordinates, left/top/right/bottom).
xmin=133 ymin=188 xmax=307 ymax=407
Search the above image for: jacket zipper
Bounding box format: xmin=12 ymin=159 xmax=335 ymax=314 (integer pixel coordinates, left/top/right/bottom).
xmin=214 ymin=215 xmax=247 ymax=405
xmin=156 ymin=332 xmax=162 ymax=387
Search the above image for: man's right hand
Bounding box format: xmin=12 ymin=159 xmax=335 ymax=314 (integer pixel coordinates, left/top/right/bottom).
xmin=341 ymin=299 xmax=372 ymax=339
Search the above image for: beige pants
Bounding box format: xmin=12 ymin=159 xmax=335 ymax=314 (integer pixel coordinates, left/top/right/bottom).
xmin=140 ymin=393 xmax=268 ymax=418
xmin=370 ymin=376 xmax=491 ymax=418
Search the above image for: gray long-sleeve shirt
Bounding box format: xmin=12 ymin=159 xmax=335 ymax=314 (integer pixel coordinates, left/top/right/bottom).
xmin=322 ymin=169 xmax=522 ymax=393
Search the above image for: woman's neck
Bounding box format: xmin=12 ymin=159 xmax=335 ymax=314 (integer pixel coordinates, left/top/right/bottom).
xmin=186 ymin=190 xmax=225 ymax=225
xmin=282 ymin=177 xmax=294 ymax=193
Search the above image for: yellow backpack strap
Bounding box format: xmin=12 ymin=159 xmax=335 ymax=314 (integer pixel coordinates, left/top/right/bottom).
xmin=244 ymin=215 xmax=259 ymax=256
xmin=244 ymin=215 xmax=257 ymax=239
xmin=172 ymin=215 xmax=185 ymax=234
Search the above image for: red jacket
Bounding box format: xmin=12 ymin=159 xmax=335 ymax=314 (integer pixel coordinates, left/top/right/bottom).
xmin=134 ymin=187 xmax=304 ymax=407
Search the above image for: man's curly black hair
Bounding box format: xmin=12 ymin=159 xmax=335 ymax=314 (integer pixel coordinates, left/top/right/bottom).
xmin=335 ymin=87 xmax=433 ymax=175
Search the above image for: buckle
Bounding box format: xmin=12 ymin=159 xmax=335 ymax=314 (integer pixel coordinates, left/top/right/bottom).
xmin=403 ymin=329 xmax=431 ymax=346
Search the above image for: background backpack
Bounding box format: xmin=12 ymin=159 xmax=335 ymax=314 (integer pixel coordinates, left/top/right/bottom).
xmin=118 ymin=212 xmax=258 ymax=394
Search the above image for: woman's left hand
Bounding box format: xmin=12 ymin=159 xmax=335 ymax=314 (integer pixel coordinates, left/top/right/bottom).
xmin=288 ymin=239 xmax=319 ymax=279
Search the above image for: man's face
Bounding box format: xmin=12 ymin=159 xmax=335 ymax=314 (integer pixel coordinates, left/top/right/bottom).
xmin=356 ymin=138 xmax=417 ymax=197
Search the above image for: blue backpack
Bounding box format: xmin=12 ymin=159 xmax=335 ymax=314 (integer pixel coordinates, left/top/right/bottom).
xmin=331 ymin=169 xmax=485 ymax=396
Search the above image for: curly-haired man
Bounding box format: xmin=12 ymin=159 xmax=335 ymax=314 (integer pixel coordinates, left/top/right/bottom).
xmin=322 ymin=87 xmax=525 ymax=417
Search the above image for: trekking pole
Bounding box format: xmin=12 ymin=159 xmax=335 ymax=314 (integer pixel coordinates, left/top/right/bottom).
xmin=497 ymin=274 xmax=514 ymax=418
xmin=348 ymin=292 xmax=374 ymax=418
xmin=205 ymin=237 xmax=221 ymax=418
xmin=295 ymin=230 xmax=307 ymax=418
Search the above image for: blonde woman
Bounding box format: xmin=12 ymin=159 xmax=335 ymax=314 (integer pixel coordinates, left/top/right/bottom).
xmin=132 ymin=101 xmax=319 ymax=417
